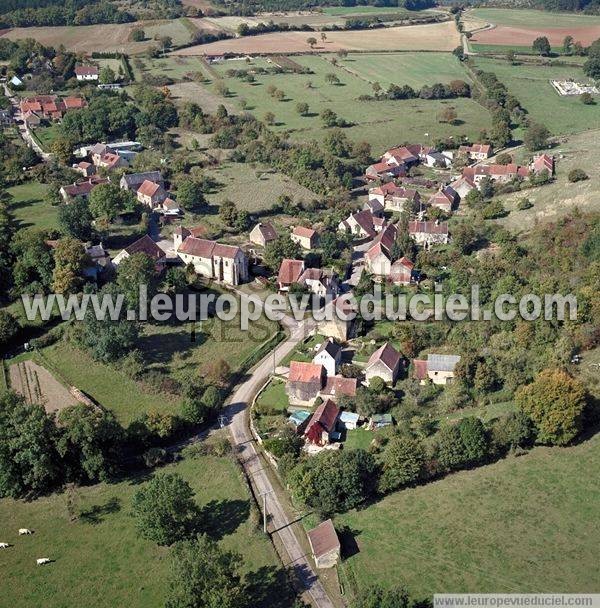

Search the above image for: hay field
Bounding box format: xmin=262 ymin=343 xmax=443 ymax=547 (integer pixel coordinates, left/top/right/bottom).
xmin=173 ymin=21 xmax=461 ymax=55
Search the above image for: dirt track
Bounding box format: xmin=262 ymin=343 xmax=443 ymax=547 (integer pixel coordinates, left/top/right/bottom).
xmin=9 ymin=360 xmax=78 ymax=415
xmin=174 ymin=21 xmax=461 ymax=55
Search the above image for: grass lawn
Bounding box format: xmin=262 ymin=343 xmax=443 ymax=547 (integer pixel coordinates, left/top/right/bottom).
xmin=336 ymin=435 xmax=600 ymax=598
xmin=203 ymin=160 xmax=319 ymax=214
xmin=211 ymin=53 xmax=491 ymax=150
xmin=133 ymin=55 xmax=207 ymax=82
xmin=39 ymin=342 xmax=177 ymax=425
xmin=344 ymin=427 xmax=374 ymax=451
xmin=255 ymin=378 xmax=289 ymax=412
xmin=473 ymin=57 xmax=598 ymax=137
xmin=142 ymin=18 xmax=196 ymax=48
xmin=32 ymin=124 xmax=62 ymax=152
xmin=471 ymin=43 xmax=566 ymax=55
xmin=469 ymin=7 xmax=600 ymax=28
xmin=0 ymin=449 xmax=284 ymax=608
xmin=493 ymin=129 xmax=600 ymax=232
xmin=7 ymin=181 xmax=56 ymax=232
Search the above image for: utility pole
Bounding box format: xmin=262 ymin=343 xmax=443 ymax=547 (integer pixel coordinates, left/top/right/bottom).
xmin=258 ymin=489 xmax=274 ymax=534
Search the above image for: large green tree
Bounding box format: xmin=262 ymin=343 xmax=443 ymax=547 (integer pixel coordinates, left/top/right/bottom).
xmin=58 ymin=197 xmax=94 ymax=240
xmin=116 ymin=252 xmax=157 ymax=308
xmin=56 ymin=404 xmax=123 ymax=484
xmin=0 ymin=392 xmax=61 ymax=498
xmin=379 ymin=436 xmax=426 ymax=493
xmin=132 ymin=472 xmax=201 ymax=546
xmin=165 ymin=534 xmax=246 ymax=608
xmin=516 ymin=369 xmax=586 ymax=445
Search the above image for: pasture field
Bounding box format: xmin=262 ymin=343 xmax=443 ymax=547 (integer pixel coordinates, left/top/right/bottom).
xmin=202 ymin=160 xmax=319 ymax=213
xmin=174 ymin=20 xmax=461 ymax=55
xmin=132 ymin=54 xmax=207 ymax=81
xmin=0 ymin=451 xmax=284 ymax=608
xmin=469 ymin=7 xmax=600 ymax=28
xmin=139 ymin=311 xmax=279 ymax=381
xmin=33 ymin=123 xmax=61 ymax=151
xmin=141 ymin=18 xmax=196 ymax=47
xmin=208 ymin=54 xmax=490 ymax=150
xmin=494 ymin=129 xmax=600 ymax=233
xmin=336 ymin=436 xmax=600 ymax=598
xmin=336 ymin=51 xmax=474 ymax=89
xmin=7 ymin=181 xmax=55 ymax=232
xmin=473 ymin=57 xmax=599 ymax=136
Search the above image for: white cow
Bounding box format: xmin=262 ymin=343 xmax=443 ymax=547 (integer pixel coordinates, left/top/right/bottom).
xmin=0 ymin=543 xmax=9 ymax=549
xmin=18 ymin=528 xmax=33 ymax=535
xmin=36 ymin=558 xmax=51 ymax=566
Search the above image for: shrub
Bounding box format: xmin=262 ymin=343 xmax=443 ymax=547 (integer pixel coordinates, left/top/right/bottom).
xmin=568 ymin=168 xmax=589 ymax=183
xmin=517 ymin=197 xmax=533 ymax=211
xmin=482 ymin=200 xmax=508 ymax=219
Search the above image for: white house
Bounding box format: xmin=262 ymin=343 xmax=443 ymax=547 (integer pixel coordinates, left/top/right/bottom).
xmin=75 ymin=65 xmax=99 ymax=81
xmin=365 ymin=342 xmax=401 ymax=385
xmin=312 ymin=338 xmax=342 ymax=377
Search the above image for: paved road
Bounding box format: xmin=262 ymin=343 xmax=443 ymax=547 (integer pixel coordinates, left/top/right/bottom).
xmin=222 ymin=305 xmax=336 ymax=608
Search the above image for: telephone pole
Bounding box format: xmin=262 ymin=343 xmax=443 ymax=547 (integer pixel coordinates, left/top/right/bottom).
xmin=258 ymin=489 xmax=274 ymax=534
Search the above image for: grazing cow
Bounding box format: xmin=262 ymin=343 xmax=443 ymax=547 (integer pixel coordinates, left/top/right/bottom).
xmin=0 ymin=543 xmax=9 ymax=549
xmin=36 ymin=558 xmax=51 ymax=566
xmin=18 ymin=528 xmax=33 ymax=535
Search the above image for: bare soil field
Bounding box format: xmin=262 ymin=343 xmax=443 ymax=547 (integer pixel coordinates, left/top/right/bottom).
xmin=472 ymin=25 xmax=600 ymax=48
xmin=174 ymin=21 xmax=461 ymax=55
xmin=9 ymin=360 xmax=78 ymax=415
xmin=168 ymin=81 xmax=236 ymax=112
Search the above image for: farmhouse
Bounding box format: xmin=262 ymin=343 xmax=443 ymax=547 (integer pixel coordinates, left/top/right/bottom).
xmin=370 ymin=182 xmax=421 ymax=214
xmin=59 ymin=176 xmax=109 ymax=201
xmin=287 ymin=361 xmax=325 ymax=406
xmin=319 ymin=296 xmax=357 ymax=342
xmin=277 ymin=259 xmax=305 ymax=291
xmin=307 ymin=519 xmax=340 ymax=569
xmin=424 ymin=150 xmax=453 ymax=169
xmin=531 ymin=154 xmax=554 ymax=175
xmin=312 ymin=338 xmax=342 ymax=377
xmin=365 ymin=223 xmax=398 ymax=277
xmin=413 ymin=353 xmax=461 ymax=385
xmin=390 ymin=256 xmax=416 ymax=286
xmin=120 ymin=171 xmax=164 ymax=192
xmin=363 ymin=198 xmax=385 ymax=217
xmin=365 ymin=342 xmax=401 ymax=385
xmin=291 ymin=225 xmax=319 ymax=250
xmin=428 ymin=185 xmax=459 ymax=213
xmin=174 ymin=228 xmax=249 ymax=286
xmin=365 ymin=160 xmax=406 ymax=181
xmin=96 ymin=150 xmax=129 ymax=171
xmin=408 ymin=220 xmax=450 ymax=248
xmin=462 ymin=163 xmax=529 ymax=186
xmin=20 ymin=95 xmax=86 ymax=121
xmin=458 ymin=143 xmax=492 ymax=161
xmin=249 ymin=222 xmax=277 ymax=247
xmin=112 ymin=235 xmax=167 ymax=269
xmin=75 ymin=65 xmax=99 ymax=81
xmin=304 ymin=398 xmax=340 ymax=446
xmin=299 ymin=267 xmax=340 ymax=297
xmin=450 ymin=175 xmax=476 ymax=199
xmin=320 ymin=375 xmax=357 ymax=401
xmin=72 ymin=161 xmax=95 ymax=177
xmin=137 ymin=180 xmax=168 ymax=208
xmin=338 ymin=209 xmax=382 ymax=239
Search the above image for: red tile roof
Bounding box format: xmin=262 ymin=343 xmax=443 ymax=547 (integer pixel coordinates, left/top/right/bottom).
xmin=305 ymin=398 xmax=339 ymax=439
xmin=289 ymin=361 xmax=324 ymax=384
xmin=125 ymin=235 xmax=165 ymax=261
xmin=532 ymin=154 xmax=554 ymax=174
xmin=367 ymin=342 xmax=401 ymax=372
xmin=74 ymin=65 xmax=99 ymax=76
xmin=307 ymin=519 xmax=340 ymax=559
xmin=292 ymin=225 xmax=316 ymax=239
xmin=321 ymin=375 xmax=357 ymax=398
xmin=178 ymin=237 xmax=240 ymax=260
xmin=408 ymin=220 xmax=449 ymax=235
xmin=137 ymin=180 xmax=163 ymax=198
xmin=413 ymin=359 xmax=428 ymax=381
xmin=278 ymin=259 xmax=304 ymax=286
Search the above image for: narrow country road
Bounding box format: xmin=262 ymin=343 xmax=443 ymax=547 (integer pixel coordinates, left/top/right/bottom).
xmin=223 ymin=311 xmax=336 ymax=608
